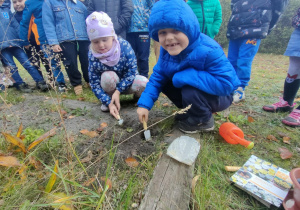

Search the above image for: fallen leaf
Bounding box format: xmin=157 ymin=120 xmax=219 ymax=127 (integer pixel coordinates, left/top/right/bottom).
xmin=16 ymin=123 xmax=23 ymax=138
xmin=60 ymin=109 xmax=67 ymax=116
xmin=29 ymin=156 xmax=43 ymax=170
xmin=17 ymin=164 xmax=27 ymax=181
xmin=48 ymin=192 xmax=72 ymax=210
xmin=66 ymin=135 xmax=75 ymax=143
xmin=192 ymin=175 xmax=200 ymax=194
xmin=100 ymin=177 xmax=112 ymax=189
xmin=247 ymin=116 xmax=255 ymax=123
xmin=1 ymin=132 xmax=27 ymax=154
xmin=278 ymin=147 xmax=293 ymax=159
xmin=81 ymin=151 xmax=93 ymax=163
xmin=27 ymin=127 xmax=57 ymax=151
xmin=45 ymin=160 xmax=59 ymax=193
xmin=100 ymin=122 xmax=108 ymax=128
xmin=68 ymin=115 xmax=76 ymax=119
xmin=83 ymin=177 xmax=96 ymax=186
xmin=125 ymin=157 xmax=139 ymax=167
xmin=77 ymin=97 xmax=85 ymax=101
xmin=283 ymin=136 xmax=291 ymax=144
xmin=162 ymin=103 xmax=169 ymax=107
xmin=267 ymin=135 xmax=279 ymax=142
xmin=0 ymin=156 xmax=21 ymax=167
xmin=126 ymin=128 xmax=133 ymax=133
xmin=80 ymin=129 xmax=98 ymax=138
xmin=246 ymin=134 xmax=256 ymax=138
xmin=278 ymin=132 xmax=289 ymax=138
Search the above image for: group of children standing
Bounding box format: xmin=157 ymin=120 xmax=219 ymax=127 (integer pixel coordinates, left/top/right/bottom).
xmin=0 ymin=0 xmax=299 ymax=132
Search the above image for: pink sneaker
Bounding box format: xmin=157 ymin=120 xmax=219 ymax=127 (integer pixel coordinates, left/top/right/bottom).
xmin=263 ymin=97 xmax=295 ymax=112
xmin=282 ymin=109 xmax=300 ymax=127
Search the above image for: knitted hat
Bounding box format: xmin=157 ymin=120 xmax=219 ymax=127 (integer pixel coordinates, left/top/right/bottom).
xmin=86 ymin=11 xmax=116 ymax=41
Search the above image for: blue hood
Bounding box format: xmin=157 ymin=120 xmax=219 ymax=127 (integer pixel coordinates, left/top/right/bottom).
xmin=149 ymin=0 xmax=200 ymax=46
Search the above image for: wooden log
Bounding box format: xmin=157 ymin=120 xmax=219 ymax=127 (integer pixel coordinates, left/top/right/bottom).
xmin=139 ymin=129 xmax=197 ymax=210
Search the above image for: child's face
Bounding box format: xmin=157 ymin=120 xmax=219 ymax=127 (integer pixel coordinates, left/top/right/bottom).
xmin=0 ymin=0 xmax=5 ymax=7
xmin=158 ymin=28 xmax=189 ymax=56
xmin=12 ymin=0 xmax=25 ymax=12
xmin=91 ymin=36 xmax=114 ymax=54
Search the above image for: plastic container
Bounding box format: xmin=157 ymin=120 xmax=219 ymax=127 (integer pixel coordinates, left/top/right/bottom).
xmin=219 ymin=122 xmax=254 ymax=149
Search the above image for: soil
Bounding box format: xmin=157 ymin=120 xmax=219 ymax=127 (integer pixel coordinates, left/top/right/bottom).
xmin=0 ymin=94 xmax=173 ymax=161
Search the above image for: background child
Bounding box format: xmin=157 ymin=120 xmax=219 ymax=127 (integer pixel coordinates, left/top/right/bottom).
xmin=19 ymin=0 xmax=67 ymax=92
xmin=43 ymin=0 xmax=90 ymax=95
xmin=136 ymin=0 xmax=240 ymax=133
xmin=126 ymin=0 xmax=154 ymax=78
xmin=187 ymin=0 xmax=222 ymax=39
xmin=0 ymin=0 xmax=49 ymax=92
xmin=263 ymin=8 xmax=300 ymax=127
xmin=227 ymin=0 xmax=289 ymax=103
xmin=86 ymin=12 xmax=148 ymax=119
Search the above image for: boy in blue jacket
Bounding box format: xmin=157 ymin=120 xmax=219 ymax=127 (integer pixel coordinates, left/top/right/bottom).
xmin=0 ymin=0 xmax=49 ymax=92
xmin=136 ymin=0 xmax=240 ymax=133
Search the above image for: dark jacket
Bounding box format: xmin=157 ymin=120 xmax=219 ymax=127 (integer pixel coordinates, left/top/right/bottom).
xmin=86 ymin=0 xmax=133 ymax=38
xmin=137 ymin=0 xmax=240 ymax=110
xmin=227 ymin=0 xmax=289 ymax=40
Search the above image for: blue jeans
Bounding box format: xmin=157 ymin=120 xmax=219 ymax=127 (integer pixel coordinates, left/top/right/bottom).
xmin=228 ymin=39 xmax=261 ymax=88
xmin=40 ymin=45 xmax=65 ymax=84
xmin=1 ymin=47 xmax=44 ymax=85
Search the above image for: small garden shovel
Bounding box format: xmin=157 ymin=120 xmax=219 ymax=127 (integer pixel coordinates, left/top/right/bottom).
xmin=142 ymin=116 xmax=151 ymax=141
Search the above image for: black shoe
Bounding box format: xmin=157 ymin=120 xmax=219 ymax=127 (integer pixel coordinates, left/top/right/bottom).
xmin=179 ymin=116 xmax=215 ymax=133
xmin=16 ymin=83 xmax=32 ymax=93
xmin=58 ymin=83 xmax=67 ymax=93
xmin=174 ymin=113 xmax=189 ymax=121
xmin=36 ymin=81 xmax=49 ymax=92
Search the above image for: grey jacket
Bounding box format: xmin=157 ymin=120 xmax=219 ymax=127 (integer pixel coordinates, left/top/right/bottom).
xmin=86 ymin=0 xmax=133 ymax=38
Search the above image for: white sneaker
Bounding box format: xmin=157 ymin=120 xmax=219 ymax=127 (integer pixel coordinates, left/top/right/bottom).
xmin=233 ymin=87 xmax=245 ymax=103
xmin=101 ymin=104 xmax=109 ymax=112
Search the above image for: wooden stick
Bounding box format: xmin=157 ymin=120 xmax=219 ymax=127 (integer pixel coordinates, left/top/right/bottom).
xmin=142 ymin=116 xmax=147 ymax=130
xmin=116 ymin=115 xmax=120 ymax=120
xmin=225 ymin=166 xmax=241 ymax=172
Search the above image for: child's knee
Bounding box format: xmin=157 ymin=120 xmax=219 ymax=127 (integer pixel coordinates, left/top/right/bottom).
xmin=101 ymin=71 xmax=120 ymax=93
xmin=131 ymin=75 xmax=149 ymax=96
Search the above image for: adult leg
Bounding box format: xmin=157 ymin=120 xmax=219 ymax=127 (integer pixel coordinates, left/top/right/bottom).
xmin=78 ymin=40 xmax=90 ymax=83
xmin=136 ymin=32 xmax=150 ymax=78
xmin=60 ymin=41 xmax=82 ymax=86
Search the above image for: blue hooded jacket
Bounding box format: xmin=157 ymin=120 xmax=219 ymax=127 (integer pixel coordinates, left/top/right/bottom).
xmin=137 ymin=0 xmax=240 ymax=110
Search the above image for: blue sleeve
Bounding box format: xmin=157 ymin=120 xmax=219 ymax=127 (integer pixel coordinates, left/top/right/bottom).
xmin=116 ymin=41 xmax=137 ymax=93
xmin=42 ymin=0 xmax=59 ymax=45
xmin=137 ymin=61 xmax=168 ymax=110
xmin=88 ymin=54 xmax=112 ymax=106
xmin=19 ymin=3 xmax=32 ymax=45
xmin=173 ymin=50 xmax=238 ymax=96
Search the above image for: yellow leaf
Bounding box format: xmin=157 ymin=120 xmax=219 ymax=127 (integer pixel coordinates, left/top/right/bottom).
xmin=48 ymin=192 xmax=72 ymax=210
xmin=16 ymin=123 xmax=23 ymax=138
xmin=18 ymin=164 xmax=27 ymax=181
xmin=1 ymin=132 xmax=26 ymax=154
xmin=125 ymin=157 xmax=139 ymax=168
xmin=27 ymin=127 xmax=56 ymax=151
xmin=191 ymin=175 xmax=200 ymax=194
xmin=79 ymin=129 xmax=98 ymax=138
xmin=45 ymin=160 xmax=59 ymax=193
xmin=53 ymin=196 xmax=74 ymax=203
xmin=283 ymin=136 xmax=291 ymax=144
xmin=0 ymin=156 xmax=21 ymax=167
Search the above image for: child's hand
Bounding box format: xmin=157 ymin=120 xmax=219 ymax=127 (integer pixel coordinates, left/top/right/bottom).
xmin=111 ymin=90 xmax=121 ymax=111
xmin=137 ymin=107 xmax=149 ymax=123
xmin=52 ymin=44 xmax=62 ymax=52
xmin=109 ymin=103 xmax=119 ymax=119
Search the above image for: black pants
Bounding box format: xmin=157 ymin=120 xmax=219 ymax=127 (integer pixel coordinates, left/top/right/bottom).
xmin=25 ymin=45 xmax=51 ymax=79
xmin=126 ymin=32 xmax=150 ymax=78
xmin=60 ymin=40 xmax=90 ymax=86
xmin=162 ymin=81 xmax=233 ymax=124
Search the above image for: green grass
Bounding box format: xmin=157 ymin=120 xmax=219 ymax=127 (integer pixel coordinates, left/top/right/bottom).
xmin=0 ymin=48 xmax=299 ymax=209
